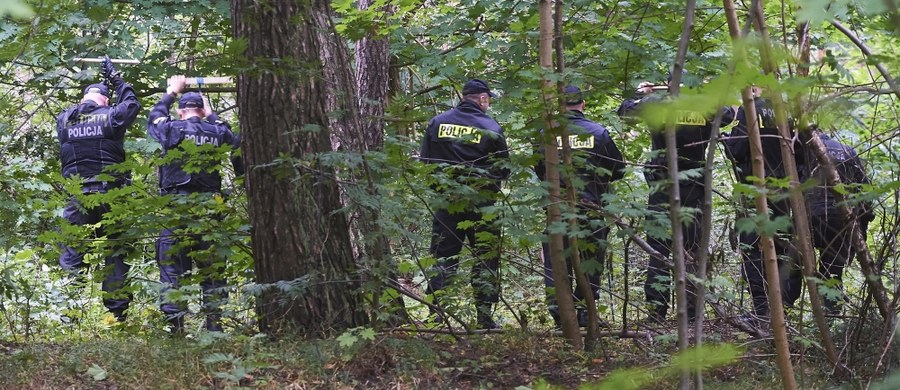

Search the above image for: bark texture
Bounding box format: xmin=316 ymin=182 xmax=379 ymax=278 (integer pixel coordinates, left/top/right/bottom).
xmin=748 ymin=0 xmax=798 ymax=387
xmin=351 ymin=0 xmax=408 ymax=324
xmin=668 ymin=2 xmax=695 ymax=388
xmin=355 ymin=0 xmax=392 ymax=152
xmin=539 ymin=0 xmax=581 ymax=348
xmin=232 ymin=0 xmax=367 ymax=334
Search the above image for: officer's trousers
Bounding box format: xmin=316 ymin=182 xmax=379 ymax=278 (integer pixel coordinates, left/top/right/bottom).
xmin=156 ymin=192 xmax=227 ymax=318
xmin=542 ymin=216 xmax=609 ymax=313
xmin=784 ymin=211 xmax=858 ymax=313
xmin=738 ymin=197 xmax=794 ymax=317
xmin=644 ymin=181 xmax=704 ymax=320
xmin=426 ymin=206 xmax=502 ymax=308
xmin=60 ymin=191 xmax=131 ymax=319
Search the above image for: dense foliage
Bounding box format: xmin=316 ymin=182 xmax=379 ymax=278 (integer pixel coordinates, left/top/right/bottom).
xmin=1 ymin=0 xmax=900 ymax=387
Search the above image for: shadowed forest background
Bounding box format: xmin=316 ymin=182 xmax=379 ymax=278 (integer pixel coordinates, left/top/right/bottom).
xmin=1 ymin=0 xmax=900 ymax=388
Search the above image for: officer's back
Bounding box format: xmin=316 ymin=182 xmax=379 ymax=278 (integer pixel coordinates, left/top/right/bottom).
xmin=148 ymin=84 xmax=242 ymax=194
xmin=420 ymin=79 xmax=509 ymax=183
xmin=57 ymin=81 xmax=140 ymax=184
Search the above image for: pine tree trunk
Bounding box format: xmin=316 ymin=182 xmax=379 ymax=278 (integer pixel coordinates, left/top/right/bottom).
xmin=231 ymin=0 xmax=368 ymax=334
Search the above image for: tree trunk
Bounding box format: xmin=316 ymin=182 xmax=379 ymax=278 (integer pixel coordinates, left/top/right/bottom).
xmin=552 ymin=0 xmax=600 ymax=349
xmin=669 ymin=1 xmax=696 ymax=388
xmin=351 ymin=0 xmax=408 ymax=325
xmin=355 ymin=0 xmax=391 ymax=152
xmin=790 ymin=14 xmax=845 ymax=374
xmin=725 ymin=0 xmax=803 ymax=372
xmin=747 ymin=0 xmax=798 ymax=388
xmin=231 ymin=0 xmax=368 ymax=334
xmin=539 ymin=0 xmax=581 ymax=348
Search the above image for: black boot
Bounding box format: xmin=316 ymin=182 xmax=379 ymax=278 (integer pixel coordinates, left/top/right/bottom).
xmin=577 ymin=308 xmax=589 ymax=328
xmin=824 ymin=298 xmax=841 ymax=316
xmin=205 ymin=314 xmax=223 ymax=332
xmin=112 ymin=311 xmax=128 ymax=323
xmin=476 ymin=305 xmax=498 ymax=330
xmin=647 ymin=304 xmax=667 ymax=324
xmin=549 ymin=308 xmax=562 ymax=329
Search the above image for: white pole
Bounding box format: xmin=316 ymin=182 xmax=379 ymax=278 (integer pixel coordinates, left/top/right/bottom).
xmin=184 ymin=77 xmax=234 ymax=85
xmin=72 ymin=57 xmax=140 ymax=64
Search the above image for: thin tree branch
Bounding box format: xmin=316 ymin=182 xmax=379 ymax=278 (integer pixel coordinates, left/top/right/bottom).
xmin=830 ymin=20 xmax=900 ymax=102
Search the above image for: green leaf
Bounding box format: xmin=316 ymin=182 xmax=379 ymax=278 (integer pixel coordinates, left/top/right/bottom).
xmin=86 ymin=364 xmax=108 ymax=381
xmin=337 ymin=331 xmax=358 ymax=348
xmin=202 ymin=352 xmax=233 ymax=364
xmin=585 ymin=367 xmax=654 ymax=390
xmin=0 ymin=0 xmax=33 ymax=18
xmin=668 ymin=344 xmax=742 ymax=372
xmin=359 ymin=327 xmax=376 ymax=341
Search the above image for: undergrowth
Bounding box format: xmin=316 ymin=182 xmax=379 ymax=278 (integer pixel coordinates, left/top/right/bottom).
xmin=0 ymin=326 xmax=852 ymax=389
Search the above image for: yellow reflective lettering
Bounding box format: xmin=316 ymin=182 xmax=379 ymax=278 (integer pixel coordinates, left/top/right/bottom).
xmin=675 ymin=110 xmax=707 ymax=126
xmin=438 ymin=124 xmax=481 ymax=143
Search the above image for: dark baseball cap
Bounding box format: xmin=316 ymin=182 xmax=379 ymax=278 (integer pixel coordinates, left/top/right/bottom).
xmin=462 ymin=79 xmax=497 ymax=97
xmin=179 ymin=92 xmax=204 ymax=109
xmin=83 ymin=83 xmax=109 ymax=97
xmin=563 ymin=85 xmax=584 ymax=105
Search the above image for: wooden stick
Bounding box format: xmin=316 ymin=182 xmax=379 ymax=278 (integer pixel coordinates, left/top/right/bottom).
xmin=72 ymin=57 xmax=140 ymax=64
xmin=185 ymin=77 xmax=233 ymax=85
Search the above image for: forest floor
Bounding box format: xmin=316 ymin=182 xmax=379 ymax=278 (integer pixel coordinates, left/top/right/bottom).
xmin=0 ymin=316 xmax=870 ymax=389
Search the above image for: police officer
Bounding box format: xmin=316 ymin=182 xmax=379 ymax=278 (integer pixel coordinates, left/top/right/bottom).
xmin=535 ymin=86 xmax=626 ymax=327
xmin=420 ymin=79 xmax=510 ymax=329
xmin=148 ymin=75 xmax=243 ymax=332
xmin=722 ymin=87 xmax=801 ymax=319
xmin=56 ymin=56 xmax=141 ymax=322
xmin=785 ymin=130 xmax=874 ymax=315
xmin=617 ymin=74 xmax=734 ymax=323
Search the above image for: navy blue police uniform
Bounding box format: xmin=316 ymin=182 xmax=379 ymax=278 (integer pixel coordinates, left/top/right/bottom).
xmin=785 ymin=132 xmax=873 ymax=314
xmin=148 ymin=91 xmax=243 ymax=331
xmin=420 ymin=79 xmax=510 ymax=328
xmin=56 ymin=66 xmax=141 ymax=320
xmin=618 ymin=87 xmax=734 ymax=321
xmin=534 ymin=86 xmax=626 ymax=326
xmin=722 ymin=97 xmax=803 ymax=317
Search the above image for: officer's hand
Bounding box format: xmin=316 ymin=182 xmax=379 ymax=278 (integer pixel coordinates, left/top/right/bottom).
xmin=167 ymin=75 xmax=187 ymax=95
xmin=637 ymin=81 xmax=654 ymax=94
xmin=101 ymin=55 xmax=120 ymax=81
xmin=202 ymin=95 xmax=214 ymax=118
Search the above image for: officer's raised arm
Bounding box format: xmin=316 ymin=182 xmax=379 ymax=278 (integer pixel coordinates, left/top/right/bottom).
xmin=102 ymin=55 xmax=141 ymax=135
xmin=148 ymin=75 xmax=187 ymax=143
